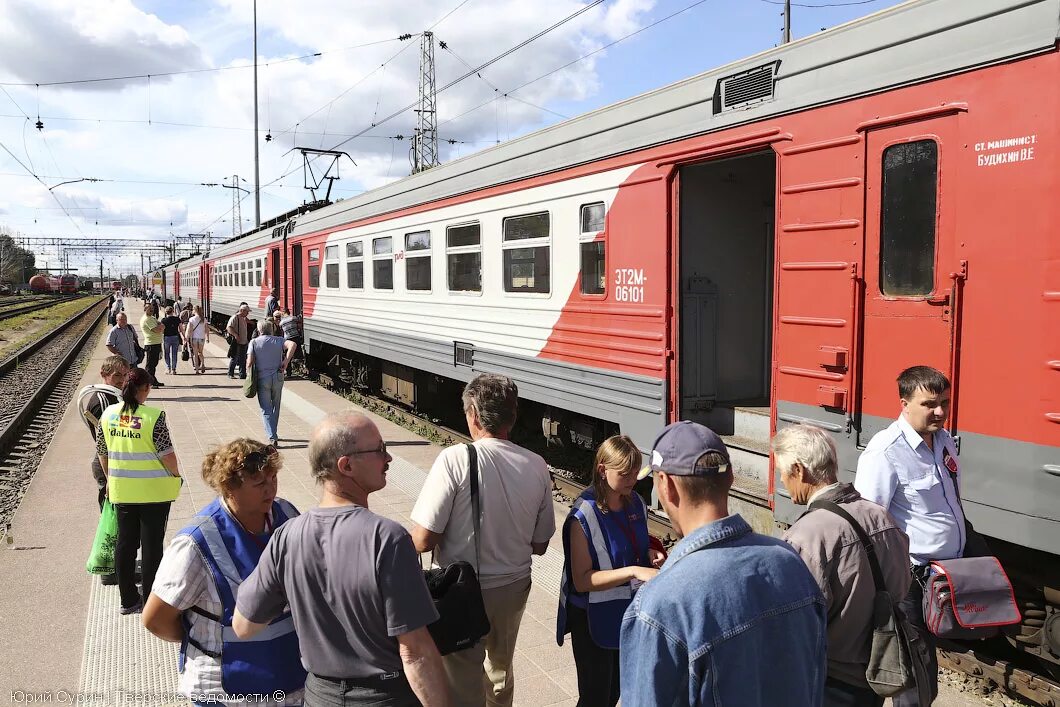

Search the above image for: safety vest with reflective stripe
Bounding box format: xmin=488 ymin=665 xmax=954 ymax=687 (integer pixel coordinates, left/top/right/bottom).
xmin=178 ymin=497 xmax=307 ymax=696
xmin=557 ymin=488 xmax=650 ymax=649
xmin=101 ymin=402 xmax=181 ymax=504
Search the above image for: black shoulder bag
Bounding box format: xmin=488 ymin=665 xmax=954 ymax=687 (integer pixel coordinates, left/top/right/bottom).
xmin=811 ymin=500 xmax=933 ymax=702
xmin=423 ymin=443 xmax=491 ymax=655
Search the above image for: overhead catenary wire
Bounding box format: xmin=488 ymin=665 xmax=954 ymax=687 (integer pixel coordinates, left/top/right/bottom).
xmin=262 ymin=0 xmax=607 ymax=191
xmin=440 ymin=0 xmax=714 ymax=130
xmin=0 ymin=37 xmax=405 ymax=88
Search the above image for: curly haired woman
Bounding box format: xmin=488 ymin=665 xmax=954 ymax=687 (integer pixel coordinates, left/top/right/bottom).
xmin=144 ymin=439 xmax=305 ymax=706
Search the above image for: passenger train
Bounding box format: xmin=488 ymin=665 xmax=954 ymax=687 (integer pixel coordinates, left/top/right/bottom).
xmin=154 ymin=0 xmax=1059 ymax=670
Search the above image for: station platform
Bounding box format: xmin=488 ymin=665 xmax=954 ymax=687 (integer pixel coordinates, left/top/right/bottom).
xmin=0 ymin=323 xmax=989 ymax=707
xmin=0 ymin=329 xmax=576 ymax=707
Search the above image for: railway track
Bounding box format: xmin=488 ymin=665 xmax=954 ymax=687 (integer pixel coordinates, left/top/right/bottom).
xmin=940 ymin=647 xmax=1060 ymax=706
xmin=0 ymin=295 xmax=86 ymax=322
xmin=0 ymin=297 xmax=109 ymax=536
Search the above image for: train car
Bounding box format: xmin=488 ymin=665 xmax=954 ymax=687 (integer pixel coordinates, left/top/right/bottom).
xmin=28 ymin=275 xmax=57 ymax=294
xmin=173 ymin=252 xmax=208 ymax=312
xmin=110 ymin=281 xmax=122 ymax=292
xmin=206 ymin=0 xmax=1060 ymax=671
xmin=58 ymin=275 xmax=78 ymax=295
xmin=205 ymin=225 xmax=286 ymax=327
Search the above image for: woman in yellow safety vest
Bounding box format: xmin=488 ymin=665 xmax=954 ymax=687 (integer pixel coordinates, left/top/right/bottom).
xmin=97 ymin=367 xmax=182 ymax=615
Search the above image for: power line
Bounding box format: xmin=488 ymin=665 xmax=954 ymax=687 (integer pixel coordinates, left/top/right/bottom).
xmin=264 ymin=0 xmax=607 ymax=190
xmin=0 ymin=37 xmax=405 ymax=88
xmin=760 ymin=0 xmax=886 ymax=6
xmin=428 ymin=0 xmax=474 ymax=31
xmin=440 ymin=0 xmax=714 ymax=130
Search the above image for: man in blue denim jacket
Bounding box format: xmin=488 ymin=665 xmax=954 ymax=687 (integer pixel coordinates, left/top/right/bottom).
xmin=620 ymin=421 xmax=827 ymax=706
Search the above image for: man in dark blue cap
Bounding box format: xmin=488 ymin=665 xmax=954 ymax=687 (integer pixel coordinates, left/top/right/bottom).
xmin=619 ymin=421 xmax=827 ymax=707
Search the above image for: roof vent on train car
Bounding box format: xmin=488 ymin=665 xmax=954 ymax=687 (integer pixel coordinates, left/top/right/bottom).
xmin=713 ymin=61 xmax=779 ymax=114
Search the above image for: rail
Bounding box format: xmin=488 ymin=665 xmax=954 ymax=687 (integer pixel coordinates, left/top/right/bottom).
xmin=0 ymin=295 xmax=88 ymax=323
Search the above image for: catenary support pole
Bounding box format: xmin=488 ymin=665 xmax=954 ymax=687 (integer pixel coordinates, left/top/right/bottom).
xmin=253 ymin=0 xmax=261 ymax=227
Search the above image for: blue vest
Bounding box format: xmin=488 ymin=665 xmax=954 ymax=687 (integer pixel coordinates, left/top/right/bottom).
xmin=557 ymin=488 xmax=650 ymax=649
xmin=177 ymin=497 xmax=307 ymax=696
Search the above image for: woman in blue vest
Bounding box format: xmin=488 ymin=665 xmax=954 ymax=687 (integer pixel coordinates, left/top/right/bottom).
xmin=96 ymin=367 xmax=182 ymax=615
xmin=143 ymin=439 xmax=306 ymax=706
xmin=557 ymin=435 xmax=664 ymax=707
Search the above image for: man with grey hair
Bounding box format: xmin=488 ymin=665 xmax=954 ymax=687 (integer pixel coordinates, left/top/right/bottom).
xmin=234 ymin=411 xmax=450 ymax=706
xmin=775 ymin=423 xmax=910 ymax=707
xmin=411 ymin=374 xmax=555 ymax=707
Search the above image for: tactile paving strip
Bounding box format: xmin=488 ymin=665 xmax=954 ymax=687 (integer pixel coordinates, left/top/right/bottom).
xmin=78 ymin=577 xmax=188 ymax=706
xmin=385 ymin=456 xmax=565 ymax=599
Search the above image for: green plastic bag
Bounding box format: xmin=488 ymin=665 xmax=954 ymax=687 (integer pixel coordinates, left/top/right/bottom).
xmin=86 ymin=499 xmax=118 ymax=575
xmin=243 ymin=359 xmax=258 ymax=398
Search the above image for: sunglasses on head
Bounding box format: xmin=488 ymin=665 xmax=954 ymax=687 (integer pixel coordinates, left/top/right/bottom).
xmin=244 ymin=445 xmax=278 ymax=473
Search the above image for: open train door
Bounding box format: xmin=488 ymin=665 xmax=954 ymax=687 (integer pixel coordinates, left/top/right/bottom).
xmin=269 ymin=247 xmax=281 ymax=306
xmin=201 ymin=261 xmax=211 ymax=318
xmin=857 ymin=109 xmax=964 ymax=444
xmin=291 ymin=244 xmax=304 ymax=316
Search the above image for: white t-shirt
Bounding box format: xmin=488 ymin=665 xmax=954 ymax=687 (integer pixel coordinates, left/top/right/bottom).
xmin=188 ymin=315 xmax=207 ymax=340
xmin=152 ymin=527 xmax=303 ymax=705
xmin=411 ymin=438 xmax=556 ymax=589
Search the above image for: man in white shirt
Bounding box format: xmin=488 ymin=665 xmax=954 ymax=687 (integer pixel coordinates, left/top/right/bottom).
xmin=854 ymin=365 xmax=989 ymax=706
xmin=411 ymin=374 xmax=556 ymax=707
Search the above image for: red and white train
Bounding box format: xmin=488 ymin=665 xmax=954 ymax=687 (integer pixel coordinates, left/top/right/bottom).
xmin=159 ymin=0 xmax=1058 ymax=668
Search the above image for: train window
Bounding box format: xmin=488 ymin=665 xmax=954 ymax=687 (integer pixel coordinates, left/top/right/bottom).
xmin=324 ymin=246 xmax=339 ymax=288
xmin=446 ymin=223 xmax=481 ymax=292
xmin=880 ymin=140 xmax=937 ymax=296
xmin=581 ymin=202 xmax=605 ymax=233
xmin=373 ymin=236 xmax=393 ymax=290
xmin=308 ymin=264 xmax=320 ymax=288
xmin=503 ymin=212 xmax=550 ymax=294
xmin=580 ymin=243 xmax=606 ymax=295
xmin=580 ymin=202 xmax=606 ymax=295
xmin=405 ymin=231 xmax=431 ymax=291
xmin=308 ymin=248 xmax=320 ymax=262
xmin=346 ymin=241 xmax=363 ymax=258
xmin=347 ymin=261 xmax=364 ymax=289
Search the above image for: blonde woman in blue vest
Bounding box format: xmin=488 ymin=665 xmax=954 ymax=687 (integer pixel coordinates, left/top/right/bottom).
xmin=556 ymin=436 xmax=664 ymax=707
xmin=96 ymin=367 xmax=182 ymax=615
xmin=143 ymin=439 xmax=305 ymax=706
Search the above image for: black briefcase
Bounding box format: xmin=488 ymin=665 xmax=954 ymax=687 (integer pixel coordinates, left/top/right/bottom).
xmin=423 ymin=444 xmax=491 ymax=655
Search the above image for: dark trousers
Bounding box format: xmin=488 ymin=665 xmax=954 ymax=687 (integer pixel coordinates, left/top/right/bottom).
xmin=823 ymin=676 xmax=883 ymax=707
xmin=228 ymin=343 xmax=248 ymax=378
xmin=114 ymin=502 xmax=171 ymax=609
xmin=144 ymin=343 xmax=162 ymax=384
xmin=567 ymin=605 xmax=620 ymax=707
xmin=893 ymin=569 xmax=937 ymax=707
xmin=304 ymin=673 xmax=417 ymax=707
xmin=91 ymin=457 xmax=106 ymax=511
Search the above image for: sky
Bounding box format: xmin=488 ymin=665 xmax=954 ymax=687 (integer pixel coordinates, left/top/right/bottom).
xmin=0 ymin=0 xmax=906 ymax=279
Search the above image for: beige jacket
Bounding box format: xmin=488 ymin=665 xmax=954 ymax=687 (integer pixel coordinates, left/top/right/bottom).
xmin=783 ymin=483 xmax=911 ymax=687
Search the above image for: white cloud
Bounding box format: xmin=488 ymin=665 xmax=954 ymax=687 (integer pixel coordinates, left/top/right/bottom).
xmin=0 ymin=0 xmax=657 ymax=275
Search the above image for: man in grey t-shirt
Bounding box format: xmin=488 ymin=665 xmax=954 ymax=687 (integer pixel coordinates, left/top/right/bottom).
xmin=105 ymin=312 xmax=140 ymax=365
xmin=235 ymin=412 xmax=449 ymax=707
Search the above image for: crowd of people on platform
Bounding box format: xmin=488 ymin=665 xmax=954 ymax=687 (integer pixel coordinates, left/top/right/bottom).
xmin=80 ymin=296 xmax=976 ymax=707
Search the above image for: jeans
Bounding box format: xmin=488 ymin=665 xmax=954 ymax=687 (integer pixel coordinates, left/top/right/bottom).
xmin=114 ymin=502 xmax=171 ymax=609
xmin=568 ymin=604 xmax=620 ymax=707
xmin=144 ymin=343 xmax=162 ymax=384
xmin=823 ymin=676 xmax=883 ymax=707
xmin=304 ymin=673 xmax=417 ymax=707
xmin=163 ymin=336 xmax=181 ymax=371
xmin=228 ymin=343 xmax=248 ymax=378
xmin=892 ymin=569 xmax=937 ymax=706
xmin=443 ymin=575 xmax=532 ymax=707
xmin=256 ymin=371 xmax=284 ymax=441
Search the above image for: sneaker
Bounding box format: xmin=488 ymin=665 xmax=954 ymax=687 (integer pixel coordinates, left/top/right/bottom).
xmin=100 ymin=573 xmax=117 ymax=586
xmin=154 ymin=381 xmax=165 ymax=387
xmin=119 ymin=600 xmax=143 ymax=615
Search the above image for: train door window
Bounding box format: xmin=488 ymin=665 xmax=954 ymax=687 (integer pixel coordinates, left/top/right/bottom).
xmin=405 ymin=231 xmax=431 ymax=292
xmin=880 ymin=140 xmax=938 ymax=296
xmin=502 ymin=212 xmax=550 ymax=294
xmin=240 ymin=262 xmax=246 ymax=287
xmin=446 ymin=223 xmax=481 ymax=293
xmin=308 ymin=248 xmax=320 ymax=262
xmin=324 ymin=246 xmax=339 ymax=288
xmin=346 ymin=241 xmax=364 ymax=289
xmin=373 ymin=236 xmax=393 ymax=290
xmin=255 ymin=258 xmax=263 ymax=286
xmin=579 ymin=202 xmax=606 ymax=295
